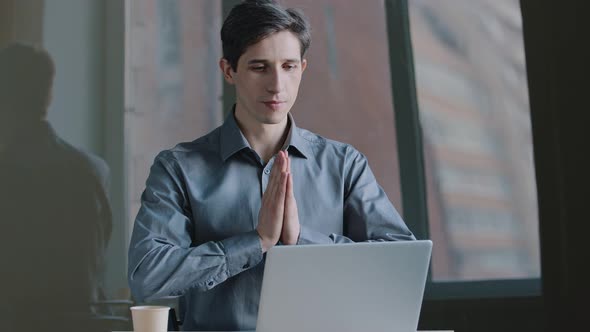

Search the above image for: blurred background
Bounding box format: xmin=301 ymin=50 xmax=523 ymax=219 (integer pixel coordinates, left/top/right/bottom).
xmin=0 ymin=0 xmax=539 ymax=330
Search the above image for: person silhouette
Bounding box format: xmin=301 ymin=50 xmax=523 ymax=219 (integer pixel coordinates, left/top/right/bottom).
xmin=0 ymin=42 xmax=113 ymax=332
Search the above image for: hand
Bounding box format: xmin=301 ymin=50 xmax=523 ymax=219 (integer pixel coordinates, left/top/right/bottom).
xmin=256 ymin=151 xmax=288 ymax=253
xmin=281 ymin=152 xmax=300 ymax=245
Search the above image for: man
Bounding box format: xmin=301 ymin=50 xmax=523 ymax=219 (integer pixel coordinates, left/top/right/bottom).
xmin=128 ymin=0 xmax=415 ymax=330
xmin=0 ymin=42 xmax=113 ymax=332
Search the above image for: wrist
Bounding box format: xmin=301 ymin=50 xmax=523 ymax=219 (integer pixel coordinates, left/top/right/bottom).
xmin=282 ymin=226 xmax=300 ymax=245
xmin=256 ymin=230 xmax=273 ymax=253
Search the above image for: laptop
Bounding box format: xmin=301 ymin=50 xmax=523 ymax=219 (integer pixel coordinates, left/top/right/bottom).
xmin=255 ymin=240 xmax=433 ymax=332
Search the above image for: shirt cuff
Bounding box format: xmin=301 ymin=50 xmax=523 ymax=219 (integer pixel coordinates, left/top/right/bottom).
xmin=220 ymin=230 xmax=264 ymax=277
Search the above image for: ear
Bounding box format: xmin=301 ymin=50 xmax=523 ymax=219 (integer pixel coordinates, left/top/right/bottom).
xmin=301 ymin=58 xmax=308 ymax=73
xmin=219 ymin=58 xmax=235 ymax=84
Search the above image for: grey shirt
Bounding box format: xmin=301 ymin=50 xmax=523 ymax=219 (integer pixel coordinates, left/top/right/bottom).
xmin=127 ymin=111 xmax=415 ymax=331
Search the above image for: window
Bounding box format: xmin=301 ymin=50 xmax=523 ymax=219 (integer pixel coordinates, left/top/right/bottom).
xmin=405 ymin=0 xmax=540 ymax=292
xmin=125 ymin=0 xmax=541 ymax=299
xmin=268 ymin=0 xmax=404 ymax=208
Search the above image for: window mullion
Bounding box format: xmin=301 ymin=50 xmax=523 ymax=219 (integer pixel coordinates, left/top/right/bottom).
xmin=384 ymin=0 xmax=430 ymax=241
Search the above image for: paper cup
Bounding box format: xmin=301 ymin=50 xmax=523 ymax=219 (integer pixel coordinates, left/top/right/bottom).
xmin=130 ymin=306 xmax=170 ymax=332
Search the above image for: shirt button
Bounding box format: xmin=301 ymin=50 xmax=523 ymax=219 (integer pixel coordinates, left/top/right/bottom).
xmin=242 ymin=264 xmax=250 ymax=269
xmin=264 ymin=169 xmax=270 ymax=175
xmin=207 ymin=281 xmax=214 ymax=287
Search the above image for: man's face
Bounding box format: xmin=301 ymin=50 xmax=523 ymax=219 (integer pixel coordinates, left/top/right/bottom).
xmin=221 ymin=30 xmax=307 ymax=126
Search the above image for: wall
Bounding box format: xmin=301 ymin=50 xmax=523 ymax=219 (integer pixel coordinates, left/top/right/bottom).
xmin=43 ymin=0 xmax=105 ymax=154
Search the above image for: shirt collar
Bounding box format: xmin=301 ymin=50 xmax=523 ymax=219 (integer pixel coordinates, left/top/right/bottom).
xmin=281 ymin=113 xmax=312 ymax=159
xmin=219 ymin=106 xmax=311 ymax=162
xmin=219 ymin=108 xmax=251 ymax=162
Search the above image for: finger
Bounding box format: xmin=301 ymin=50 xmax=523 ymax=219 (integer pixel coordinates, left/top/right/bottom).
xmin=275 ymin=151 xmax=282 ymax=172
xmin=287 ymin=171 xmax=295 ymax=200
xmin=270 ymin=171 xmax=288 ymax=219
xmin=263 ymin=168 xmax=275 ymax=203
xmin=286 ymin=151 xmax=291 ymax=173
xmin=281 ymin=151 xmax=289 ymax=172
xmin=271 ymin=152 xmax=282 ymax=177
xmin=289 ymin=171 xmax=293 ymax=195
xmin=266 ymin=154 xmax=282 ymax=196
xmin=284 ymin=171 xmax=293 ymax=210
xmin=277 ymin=171 xmax=288 ymax=204
xmin=268 ymin=158 xmax=287 ymax=206
xmin=267 ymin=168 xmax=280 ymax=202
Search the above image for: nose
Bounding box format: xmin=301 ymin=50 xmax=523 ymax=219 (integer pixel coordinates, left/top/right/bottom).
xmin=265 ymin=68 xmax=284 ymax=94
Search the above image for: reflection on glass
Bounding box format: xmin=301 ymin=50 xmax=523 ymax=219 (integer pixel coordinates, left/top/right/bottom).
xmin=0 ymin=43 xmax=116 ymax=331
xmin=409 ymin=0 xmax=540 ymax=280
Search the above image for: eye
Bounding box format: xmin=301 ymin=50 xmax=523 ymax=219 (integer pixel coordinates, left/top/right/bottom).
xmin=283 ymin=63 xmax=298 ymax=71
xmin=250 ymin=65 xmax=266 ymax=72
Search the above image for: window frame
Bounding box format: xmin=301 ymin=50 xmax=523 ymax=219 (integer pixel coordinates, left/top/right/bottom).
xmin=384 ymin=0 xmax=542 ymax=300
xmin=219 ymin=0 xmax=542 ymax=301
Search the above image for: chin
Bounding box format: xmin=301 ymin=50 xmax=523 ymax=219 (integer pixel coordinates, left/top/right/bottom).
xmin=257 ymin=107 xmax=289 ymax=124
xmin=258 ymin=111 xmax=288 ymax=125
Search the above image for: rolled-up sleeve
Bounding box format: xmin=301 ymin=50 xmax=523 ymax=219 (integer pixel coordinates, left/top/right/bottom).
xmin=127 ymin=152 xmax=263 ymax=302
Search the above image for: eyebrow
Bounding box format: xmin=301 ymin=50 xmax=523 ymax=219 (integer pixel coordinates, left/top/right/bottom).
xmin=247 ymin=59 xmax=301 ymax=65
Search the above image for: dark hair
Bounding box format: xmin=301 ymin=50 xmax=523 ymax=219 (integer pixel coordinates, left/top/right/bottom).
xmin=0 ymin=42 xmax=55 ymax=118
xmin=221 ymin=0 xmax=311 ymax=71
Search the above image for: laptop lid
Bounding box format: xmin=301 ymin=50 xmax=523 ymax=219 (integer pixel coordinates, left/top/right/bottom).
xmin=256 ymin=240 xmax=432 ymax=332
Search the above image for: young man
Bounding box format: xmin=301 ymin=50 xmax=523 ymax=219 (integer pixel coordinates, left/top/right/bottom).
xmin=128 ymin=0 xmax=415 ymax=330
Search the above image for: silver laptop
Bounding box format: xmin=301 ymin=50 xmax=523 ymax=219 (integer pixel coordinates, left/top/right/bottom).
xmin=256 ymin=240 xmax=432 ymax=332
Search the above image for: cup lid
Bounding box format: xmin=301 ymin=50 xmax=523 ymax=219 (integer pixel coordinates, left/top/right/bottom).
xmin=130 ymin=305 xmax=170 ymax=311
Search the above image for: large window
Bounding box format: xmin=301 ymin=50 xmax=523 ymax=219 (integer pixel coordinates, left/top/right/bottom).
xmin=127 ymin=0 xmax=404 ymax=226
xmin=278 ymin=0 xmax=403 ymax=210
xmin=125 ymin=0 xmax=541 ymax=299
xmin=407 ymin=0 xmax=540 ymax=285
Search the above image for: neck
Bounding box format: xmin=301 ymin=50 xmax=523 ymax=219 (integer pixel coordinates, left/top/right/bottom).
xmin=234 ymin=105 xmax=290 ymax=163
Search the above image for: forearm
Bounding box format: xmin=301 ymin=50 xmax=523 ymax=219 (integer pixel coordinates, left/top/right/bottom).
xmin=295 ymin=223 xmax=415 ymax=245
xmin=128 ymin=230 xmax=262 ymax=302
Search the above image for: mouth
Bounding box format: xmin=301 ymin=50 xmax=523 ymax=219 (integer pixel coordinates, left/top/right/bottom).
xmin=262 ymin=101 xmax=286 ymax=111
